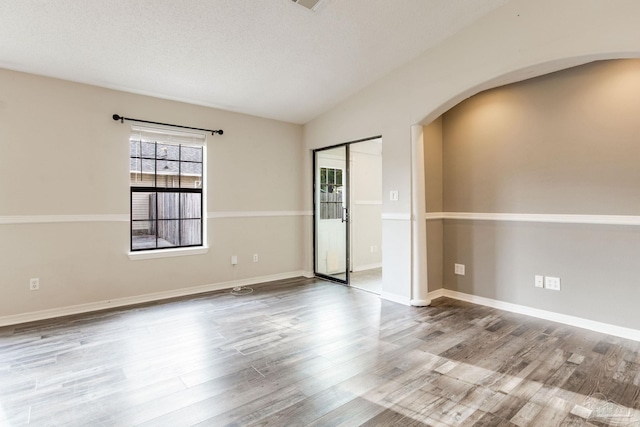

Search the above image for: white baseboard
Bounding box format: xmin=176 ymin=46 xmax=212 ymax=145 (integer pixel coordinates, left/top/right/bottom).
xmin=427 ymin=288 xmax=445 ymax=300
xmin=352 ymin=263 xmax=382 ymax=272
xmin=10 ymin=278 xmax=636 ymax=343
xmin=435 ymin=289 xmax=640 ymax=342
xmin=380 ymin=291 xmax=411 ymax=306
xmin=302 ymin=270 xmax=315 ymax=278
xmin=0 ymin=271 xmax=308 ymax=327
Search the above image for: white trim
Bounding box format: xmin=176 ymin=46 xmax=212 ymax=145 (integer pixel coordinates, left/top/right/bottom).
xmin=427 ymin=288 xmax=445 ymax=300
xmin=208 ymin=211 xmax=313 ymax=219
xmin=302 ymin=270 xmax=315 ymax=278
xmin=424 ymin=212 xmax=640 ymax=226
xmin=411 ymin=125 xmax=429 ymax=307
xmin=354 ymin=200 xmax=382 ymax=206
xmin=0 ymin=214 xmax=129 ymax=225
xmin=0 ymin=271 xmax=308 ymax=328
xmin=425 ymin=212 xmax=445 ymax=221
xmin=435 ymin=289 xmax=640 ymax=342
xmin=403 ymin=289 xmax=444 ymax=306
xmin=381 ymin=213 xmax=411 ymax=221
xmin=380 ymin=291 xmax=411 ymax=306
xmin=128 ymin=246 xmax=209 ymax=260
xmin=0 ymin=211 xmax=313 ymax=225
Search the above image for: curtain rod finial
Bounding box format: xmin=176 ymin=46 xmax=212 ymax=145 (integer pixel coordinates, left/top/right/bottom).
xmin=113 ymin=114 xmax=123 ymax=123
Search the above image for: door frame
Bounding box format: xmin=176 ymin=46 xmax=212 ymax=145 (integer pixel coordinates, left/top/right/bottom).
xmin=312 ymin=135 xmax=382 ymax=285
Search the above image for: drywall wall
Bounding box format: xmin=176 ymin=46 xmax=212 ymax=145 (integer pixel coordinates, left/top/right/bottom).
xmin=442 ymin=59 xmax=640 ymax=329
xmin=424 ymin=118 xmax=443 ymax=291
xmin=0 ymin=69 xmax=304 ymax=319
xmin=350 ymin=140 xmax=382 ymax=271
xmin=443 ymin=60 xmax=640 ymax=215
xmin=304 ymin=0 xmax=640 ymax=307
xmin=443 ymin=220 xmax=640 ymax=329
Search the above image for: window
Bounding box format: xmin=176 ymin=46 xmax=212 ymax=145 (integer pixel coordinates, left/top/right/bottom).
xmin=129 ymin=127 xmax=205 ymax=251
xmin=319 ymin=167 xmax=343 ymax=220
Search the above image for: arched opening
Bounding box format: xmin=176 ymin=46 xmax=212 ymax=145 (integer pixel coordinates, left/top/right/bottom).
xmin=418 ymin=58 xmax=640 ymax=333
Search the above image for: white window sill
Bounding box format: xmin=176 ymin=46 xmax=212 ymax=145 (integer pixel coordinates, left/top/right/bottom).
xmin=128 ymin=246 xmax=209 ymax=261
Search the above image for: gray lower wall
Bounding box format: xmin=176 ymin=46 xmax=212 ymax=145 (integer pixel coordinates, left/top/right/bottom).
xmin=443 ymin=219 xmax=640 ymax=329
xmin=426 ymin=220 xmax=443 ymax=291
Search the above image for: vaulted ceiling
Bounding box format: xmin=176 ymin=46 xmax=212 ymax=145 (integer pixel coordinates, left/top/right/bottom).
xmin=0 ymin=0 xmax=509 ymax=124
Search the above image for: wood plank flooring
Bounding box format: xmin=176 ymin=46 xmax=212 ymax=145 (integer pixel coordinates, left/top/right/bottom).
xmin=350 ymin=269 xmax=382 ymax=295
xmin=1 ymin=277 xmax=640 ymax=426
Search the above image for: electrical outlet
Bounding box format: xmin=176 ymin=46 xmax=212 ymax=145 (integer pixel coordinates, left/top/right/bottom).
xmin=252 ymin=254 xmax=259 ymax=262
xmin=535 ymin=275 xmax=544 ymax=288
xmin=29 ymin=278 xmax=40 ymax=291
xmin=454 ymin=263 xmax=465 ymax=276
xmin=231 ymin=255 xmax=238 ymax=265
xmin=544 ymin=276 xmax=561 ymax=291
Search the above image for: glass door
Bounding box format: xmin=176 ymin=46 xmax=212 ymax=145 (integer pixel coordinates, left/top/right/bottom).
xmin=314 ymin=145 xmax=349 ymax=284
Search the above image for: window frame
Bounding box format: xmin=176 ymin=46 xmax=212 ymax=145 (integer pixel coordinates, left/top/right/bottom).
xmin=319 ymin=166 xmax=344 ymax=220
xmin=128 ymin=126 xmax=207 ymax=254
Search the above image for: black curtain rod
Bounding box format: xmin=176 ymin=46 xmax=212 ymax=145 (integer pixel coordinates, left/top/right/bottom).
xmin=112 ymin=114 xmax=223 ymax=135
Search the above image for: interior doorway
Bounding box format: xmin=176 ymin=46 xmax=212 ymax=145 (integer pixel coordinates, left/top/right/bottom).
xmin=314 ymin=145 xmax=349 ymax=283
xmin=313 ymin=137 xmax=382 ymax=294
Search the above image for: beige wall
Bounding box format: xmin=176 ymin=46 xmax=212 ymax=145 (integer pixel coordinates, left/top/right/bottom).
xmin=443 ymin=60 xmax=640 ymax=215
xmin=441 ymin=59 xmax=640 ymax=328
xmin=0 ymin=69 xmax=304 ymax=318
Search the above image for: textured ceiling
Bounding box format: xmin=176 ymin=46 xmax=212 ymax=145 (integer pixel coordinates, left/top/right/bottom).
xmin=0 ymin=0 xmax=509 ymax=124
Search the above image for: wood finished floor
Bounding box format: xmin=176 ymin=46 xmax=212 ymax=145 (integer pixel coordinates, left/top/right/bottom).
xmin=1 ymin=278 xmax=640 ymax=426
xmin=350 ymin=268 xmax=382 ymax=295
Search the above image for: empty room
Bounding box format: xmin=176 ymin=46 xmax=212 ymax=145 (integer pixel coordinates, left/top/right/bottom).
xmin=2 ymin=1 xmax=640 ymax=425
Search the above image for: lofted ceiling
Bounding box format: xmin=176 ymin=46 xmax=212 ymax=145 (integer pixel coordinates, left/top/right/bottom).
xmin=0 ymin=0 xmax=509 ymax=124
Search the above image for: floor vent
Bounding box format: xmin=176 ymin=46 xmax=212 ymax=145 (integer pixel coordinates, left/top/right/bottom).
xmin=291 ymin=0 xmax=325 ymax=11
